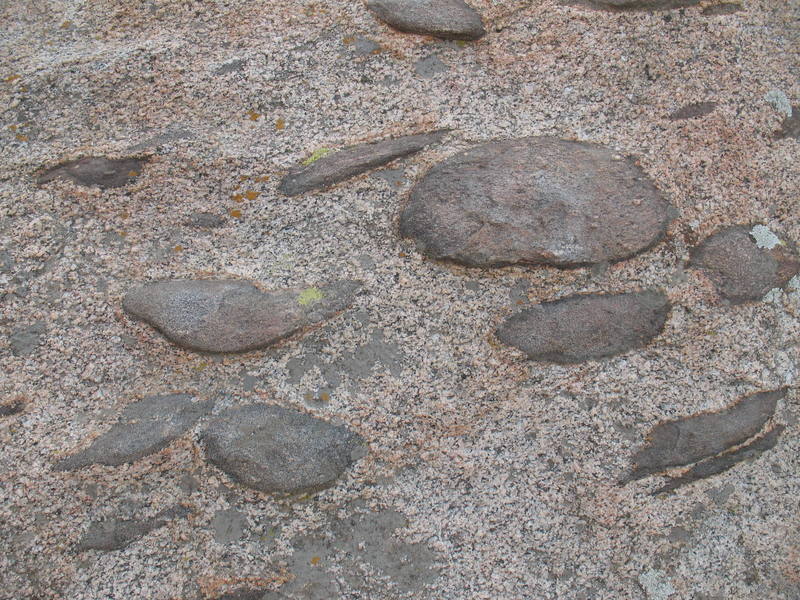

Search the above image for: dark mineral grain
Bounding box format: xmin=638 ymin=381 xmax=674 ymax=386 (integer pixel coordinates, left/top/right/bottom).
xmin=279 ymin=131 xmax=446 ymax=196
xmin=37 ymin=157 xmax=143 ymax=188
xmin=201 ymin=404 xmax=365 ymax=494
xmin=123 ymin=280 xmax=360 ymax=353
xmin=690 ymin=225 xmax=800 ymax=303
xmin=366 ymin=0 xmax=485 ymax=40
xmin=628 ymin=389 xmax=783 ymax=481
xmin=495 ymin=291 xmax=669 ymax=363
xmin=400 ymin=137 xmax=673 ymax=268
xmin=55 ymin=394 xmax=212 ymax=470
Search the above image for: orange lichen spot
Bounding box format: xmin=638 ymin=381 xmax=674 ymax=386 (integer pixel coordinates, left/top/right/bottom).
xmin=119 ymin=231 xmax=128 ymax=237
xmin=128 ymin=170 xmax=139 ymax=177
xmin=244 ymin=190 xmax=259 ymax=201
xmin=8 ymin=124 xmax=17 ymax=131
xmin=61 ymin=21 xmax=71 ymax=28
xmin=255 ymin=175 xmax=270 ymax=182
xmin=370 ymin=48 xmax=382 ymax=55
xmin=232 ymin=193 xmax=244 ymax=202
xmin=247 ymin=110 xmax=261 ymax=121
xmin=174 ymin=245 xmax=183 ymax=252
xmin=319 ymin=392 xmax=330 ymax=403
xmin=120 ymin=211 xmax=130 ymax=219
xmin=398 ymin=251 xmax=407 ymax=258
xmin=343 ymin=36 xmax=354 ymax=45
xmin=230 ymin=209 xmax=242 ymax=218
xmin=275 ymin=118 xmax=286 ymax=131
xmin=310 ymin=556 xmax=321 ymax=566
xmin=239 ymin=175 xmax=249 ymax=182
xmin=4 ymin=74 xmax=20 ymax=83
xmin=15 ymin=134 xmax=28 ymax=142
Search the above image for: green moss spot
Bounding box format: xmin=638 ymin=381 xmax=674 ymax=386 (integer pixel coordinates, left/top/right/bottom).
xmin=301 ymin=147 xmax=331 ymax=166
xmin=298 ymin=287 xmax=324 ymax=305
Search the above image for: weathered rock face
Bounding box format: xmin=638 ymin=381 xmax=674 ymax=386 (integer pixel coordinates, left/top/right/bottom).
xmin=628 ymin=389 xmax=783 ymax=481
xmin=55 ymin=394 xmax=212 ymax=470
xmin=123 ymin=280 xmax=361 ymax=353
xmin=76 ymin=505 xmax=190 ymax=552
xmin=366 ymin=0 xmax=485 ymax=40
xmin=399 ymin=137 xmax=672 ymax=268
xmin=279 ymin=131 xmax=446 ymax=196
xmin=37 ymin=157 xmax=143 ymax=188
xmin=690 ymin=225 xmax=800 ymax=303
xmin=496 ymin=291 xmax=669 ymax=363
xmin=563 ymin=0 xmax=701 ymax=10
xmin=201 ymin=404 xmax=365 ymax=494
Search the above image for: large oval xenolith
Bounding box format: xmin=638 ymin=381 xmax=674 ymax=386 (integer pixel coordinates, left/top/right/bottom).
xmin=496 ymin=290 xmax=670 ymax=363
xmin=399 ymin=137 xmax=673 ymax=268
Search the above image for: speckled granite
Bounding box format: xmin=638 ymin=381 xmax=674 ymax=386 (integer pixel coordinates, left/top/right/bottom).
xmin=1 ymin=1 xmax=798 ymax=599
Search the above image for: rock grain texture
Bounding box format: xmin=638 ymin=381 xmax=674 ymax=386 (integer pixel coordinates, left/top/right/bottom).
xmin=627 ymin=389 xmax=783 ymax=481
xmin=690 ymin=225 xmax=800 ymax=303
xmin=201 ymin=404 xmax=365 ymax=494
xmin=399 ymin=137 xmax=672 ymax=268
xmin=366 ymin=0 xmax=485 ymax=40
xmin=37 ymin=157 xmax=143 ymax=188
xmin=496 ymin=291 xmax=669 ymax=363
xmin=279 ymin=131 xmax=446 ymax=196
xmin=55 ymin=394 xmax=212 ymax=470
xmin=123 ymin=280 xmax=360 ymax=352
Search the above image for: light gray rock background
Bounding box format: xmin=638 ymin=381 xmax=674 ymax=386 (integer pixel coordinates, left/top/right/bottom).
xmin=1 ymin=1 xmax=798 ymax=599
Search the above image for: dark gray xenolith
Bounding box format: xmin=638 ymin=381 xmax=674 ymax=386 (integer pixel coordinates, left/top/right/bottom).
xmin=399 ymin=137 xmax=673 ymax=268
xmin=201 ymin=404 xmax=365 ymax=494
xmin=669 ymin=102 xmax=717 ymax=120
xmin=563 ymin=0 xmax=701 ymax=10
xmin=496 ymin=291 xmax=669 ymax=363
xmin=123 ymin=280 xmax=360 ymax=353
xmin=690 ymin=225 xmax=800 ymax=303
xmin=37 ymin=157 xmax=144 ymax=188
xmin=76 ymin=505 xmax=190 ymax=552
xmin=279 ymin=131 xmax=446 ymax=196
xmin=55 ymin=394 xmax=212 ymax=470
xmin=628 ymin=388 xmax=783 ymax=481
xmin=366 ymin=0 xmax=485 ymax=40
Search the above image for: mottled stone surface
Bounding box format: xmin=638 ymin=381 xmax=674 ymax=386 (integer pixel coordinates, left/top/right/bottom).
xmin=55 ymin=394 xmax=212 ymax=470
xmin=669 ymin=102 xmax=717 ymax=120
xmin=628 ymin=389 xmax=783 ymax=481
xmin=690 ymin=225 xmax=800 ymax=303
xmin=201 ymin=404 xmax=365 ymax=494
xmin=654 ymin=425 xmax=785 ymax=494
xmin=76 ymin=505 xmax=189 ymax=552
xmin=366 ymin=0 xmax=485 ymax=41
xmin=399 ymin=137 xmax=673 ymax=268
xmin=123 ymin=280 xmax=361 ymax=353
xmin=37 ymin=157 xmax=143 ymax=188
xmin=279 ymin=131 xmax=446 ymax=196
xmin=496 ymin=291 xmax=669 ymax=363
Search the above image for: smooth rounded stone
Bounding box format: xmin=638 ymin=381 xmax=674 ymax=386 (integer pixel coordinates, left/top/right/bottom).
xmin=563 ymin=0 xmax=701 ymax=10
xmin=279 ymin=131 xmax=446 ymax=196
xmin=399 ymin=137 xmax=673 ymax=268
xmin=495 ymin=290 xmax=669 ymax=363
xmin=627 ymin=389 xmax=783 ymax=481
xmin=689 ymin=225 xmax=800 ymax=303
xmin=201 ymin=404 xmax=366 ymax=494
xmin=55 ymin=394 xmax=212 ymax=470
xmin=366 ymin=0 xmax=485 ymax=41
xmin=123 ymin=279 xmax=361 ymax=353
xmin=37 ymin=156 xmax=143 ymax=188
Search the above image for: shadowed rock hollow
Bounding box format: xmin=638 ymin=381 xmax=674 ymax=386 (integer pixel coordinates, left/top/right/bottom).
xmin=399 ymin=137 xmax=673 ymax=268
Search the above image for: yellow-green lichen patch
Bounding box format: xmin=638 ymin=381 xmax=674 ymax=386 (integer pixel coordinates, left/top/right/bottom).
xmin=297 ymin=287 xmax=324 ymax=305
xmin=301 ymin=148 xmax=331 ymax=166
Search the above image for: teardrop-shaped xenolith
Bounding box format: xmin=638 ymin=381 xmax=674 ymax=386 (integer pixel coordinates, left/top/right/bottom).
xmin=496 ymin=291 xmax=670 ymax=363
xmin=37 ymin=156 xmax=144 ymax=188
xmin=201 ymin=404 xmax=366 ymax=494
xmin=123 ymin=280 xmax=361 ymax=353
xmin=366 ymin=0 xmax=485 ymax=40
xmin=400 ymin=137 xmax=673 ymax=268
xmin=279 ymin=131 xmax=447 ymax=196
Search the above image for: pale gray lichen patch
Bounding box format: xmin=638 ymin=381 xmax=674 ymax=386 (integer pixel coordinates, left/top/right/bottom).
xmin=764 ymin=89 xmax=792 ymax=117
xmin=638 ymin=569 xmax=677 ymax=600
xmin=750 ymin=225 xmax=783 ymax=249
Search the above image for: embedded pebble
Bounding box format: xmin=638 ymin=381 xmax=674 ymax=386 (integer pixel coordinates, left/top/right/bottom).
xmin=123 ymin=280 xmax=361 ymax=353
xmin=55 ymin=394 xmax=212 ymax=470
xmin=399 ymin=137 xmax=673 ymax=268
xmin=627 ymin=389 xmax=783 ymax=481
xmin=495 ymin=290 xmax=669 ymax=363
xmin=76 ymin=505 xmax=189 ymax=552
xmin=690 ymin=225 xmax=800 ymax=303
xmin=201 ymin=404 xmax=366 ymax=494
xmin=366 ymin=0 xmax=485 ymax=41
xmin=37 ymin=157 xmax=143 ymax=188
xmin=279 ymin=131 xmax=447 ymax=196
xmin=668 ymin=102 xmax=717 ymax=120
